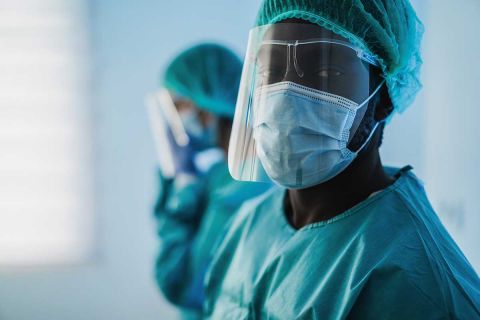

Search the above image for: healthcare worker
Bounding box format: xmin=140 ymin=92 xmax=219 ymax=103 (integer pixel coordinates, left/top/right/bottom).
xmin=150 ymin=43 xmax=270 ymax=319
xmin=204 ymin=1 xmax=480 ymax=319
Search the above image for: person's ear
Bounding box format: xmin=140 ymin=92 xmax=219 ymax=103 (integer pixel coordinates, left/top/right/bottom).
xmin=374 ymin=84 xmax=394 ymax=121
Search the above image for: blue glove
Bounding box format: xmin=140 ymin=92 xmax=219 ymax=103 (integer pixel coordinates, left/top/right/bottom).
xmin=166 ymin=128 xmax=198 ymax=176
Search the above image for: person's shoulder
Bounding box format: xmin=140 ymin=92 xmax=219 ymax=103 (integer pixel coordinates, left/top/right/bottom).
xmin=380 ymin=168 xmax=448 ymax=260
xmin=377 ymin=166 xmax=435 ymax=226
xmin=390 ymin=168 xmax=431 ymax=211
xmin=386 ymin=167 xmax=447 ymax=238
xmin=377 ymin=167 xmax=480 ymax=318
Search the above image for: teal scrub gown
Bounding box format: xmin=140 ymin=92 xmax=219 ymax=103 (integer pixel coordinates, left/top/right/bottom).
xmin=205 ymin=167 xmax=480 ymax=319
xmin=154 ymin=161 xmax=270 ymax=319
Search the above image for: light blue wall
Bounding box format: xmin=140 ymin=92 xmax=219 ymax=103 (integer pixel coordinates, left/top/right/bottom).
xmin=0 ymin=1 xmax=261 ymax=319
xmin=421 ymin=0 xmax=480 ymax=271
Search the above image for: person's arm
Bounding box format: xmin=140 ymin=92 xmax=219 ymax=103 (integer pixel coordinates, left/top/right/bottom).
xmin=154 ymin=170 xmax=206 ymax=310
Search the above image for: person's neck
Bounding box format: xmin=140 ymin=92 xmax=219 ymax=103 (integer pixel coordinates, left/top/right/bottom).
xmin=285 ymin=146 xmax=394 ymax=229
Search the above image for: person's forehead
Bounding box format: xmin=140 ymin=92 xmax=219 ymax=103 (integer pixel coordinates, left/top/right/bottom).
xmin=263 ymin=22 xmax=348 ymax=42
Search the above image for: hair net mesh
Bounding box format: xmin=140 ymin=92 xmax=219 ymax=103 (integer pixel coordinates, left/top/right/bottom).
xmin=163 ymin=43 xmax=242 ymax=119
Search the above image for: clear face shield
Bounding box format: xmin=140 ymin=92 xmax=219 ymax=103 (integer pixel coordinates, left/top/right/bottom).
xmin=145 ymin=89 xmax=220 ymax=178
xmin=145 ymin=89 xmax=189 ymax=178
xmin=228 ymin=23 xmax=384 ymax=187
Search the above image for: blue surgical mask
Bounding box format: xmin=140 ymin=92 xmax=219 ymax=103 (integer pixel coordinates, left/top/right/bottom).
xmin=180 ymin=110 xmax=218 ymax=150
xmin=253 ymin=81 xmax=384 ymax=189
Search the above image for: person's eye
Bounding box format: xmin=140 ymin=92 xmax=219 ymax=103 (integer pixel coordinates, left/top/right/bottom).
xmin=317 ymin=69 xmax=343 ymax=78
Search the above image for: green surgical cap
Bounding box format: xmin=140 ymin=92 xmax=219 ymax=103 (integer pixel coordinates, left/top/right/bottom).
xmin=163 ymin=43 xmax=242 ymax=119
xmin=256 ymin=0 xmax=424 ymax=115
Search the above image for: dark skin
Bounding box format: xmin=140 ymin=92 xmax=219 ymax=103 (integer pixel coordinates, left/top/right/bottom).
xmin=285 ymin=120 xmax=395 ymax=228
xmin=217 ymin=117 xmax=233 ymax=154
xmin=271 ymin=20 xmax=396 ymax=229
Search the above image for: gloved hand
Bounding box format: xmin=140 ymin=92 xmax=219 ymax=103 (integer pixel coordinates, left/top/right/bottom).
xmin=166 ymin=127 xmax=198 ymax=176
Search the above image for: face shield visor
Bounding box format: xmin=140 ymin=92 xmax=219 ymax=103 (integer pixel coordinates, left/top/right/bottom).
xmin=146 ymin=89 xmax=219 ymax=178
xmin=228 ymin=23 xmax=384 ymax=187
xmin=145 ymin=89 xmax=190 ymax=178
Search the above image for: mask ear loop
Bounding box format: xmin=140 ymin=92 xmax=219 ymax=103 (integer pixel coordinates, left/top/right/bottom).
xmin=356 ymin=121 xmax=380 ymax=154
xmin=356 ymin=78 xmax=386 ymax=110
xmin=355 ymin=79 xmax=387 ymax=153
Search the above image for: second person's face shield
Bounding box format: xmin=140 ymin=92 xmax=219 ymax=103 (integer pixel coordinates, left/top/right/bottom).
xmin=228 ymin=22 xmax=384 ymax=187
xmin=146 ymin=89 xmax=220 ymax=178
